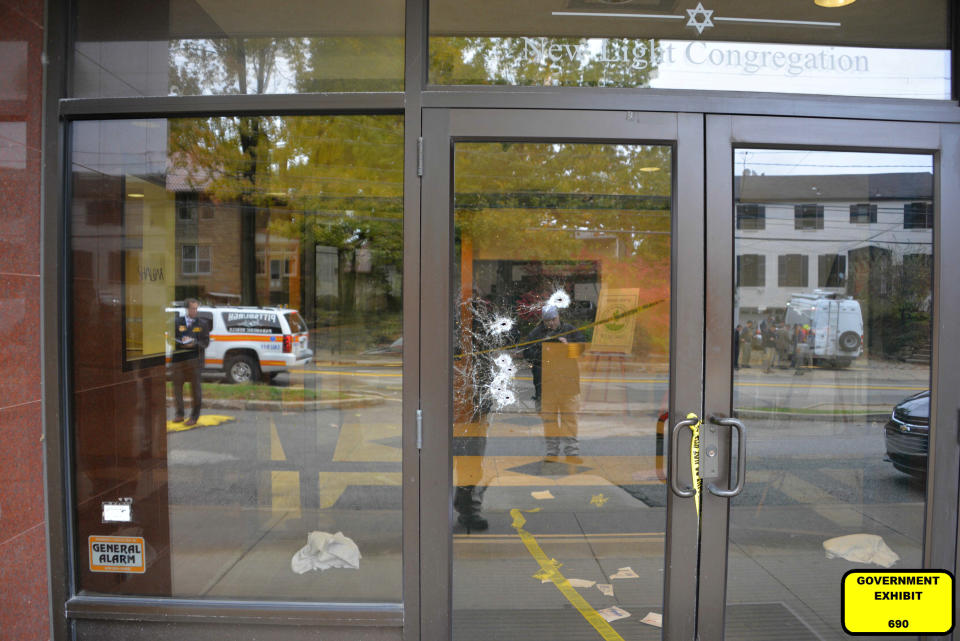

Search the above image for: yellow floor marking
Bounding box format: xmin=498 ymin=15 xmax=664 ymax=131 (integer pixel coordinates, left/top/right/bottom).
xmin=167 ymin=414 xmax=236 ymax=432
xmin=332 ymin=423 xmax=402 ymax=462
xmin=511 ymin=509 xmax=626 ymax=641
xmin=270 ymin=420 xmax=286 ymax=461
xmin=271 ymin=470 xmax=301 ymax=519
xmin=318 ymin=472 xmax=403 ymax=509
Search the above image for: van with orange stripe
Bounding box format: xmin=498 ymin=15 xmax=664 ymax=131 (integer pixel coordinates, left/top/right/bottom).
xmin=167 ymin=305 xmax=313 ymax=383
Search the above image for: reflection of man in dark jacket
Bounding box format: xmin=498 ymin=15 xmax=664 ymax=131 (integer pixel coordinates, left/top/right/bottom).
xmin=453 ymin=294 xmax=493 ymax=532
xmin=172 ymin=298 xmax=210 ymax=426
xmin=523 ymin=305 xmax=585 ymax=460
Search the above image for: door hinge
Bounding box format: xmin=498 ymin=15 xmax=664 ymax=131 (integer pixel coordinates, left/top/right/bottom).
xmin=416 ymin=408 xmax=423 ymax=450
xmin=417 ymin=137 xmax=423 ymax=177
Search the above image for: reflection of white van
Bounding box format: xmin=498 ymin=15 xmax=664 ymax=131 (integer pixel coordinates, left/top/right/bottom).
xmin=785 ymin=290 xmax=864 ymax=368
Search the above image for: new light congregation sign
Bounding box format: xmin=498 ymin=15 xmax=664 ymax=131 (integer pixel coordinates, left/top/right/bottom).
xmin=518 ymin=37 xmax=869 ymax=78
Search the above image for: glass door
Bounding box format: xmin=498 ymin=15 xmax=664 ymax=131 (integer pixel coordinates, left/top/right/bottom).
xmin=700 ymin=116 xmax=960 ymax=641
xmin=420 ymin=109 xmax=706 ymax=641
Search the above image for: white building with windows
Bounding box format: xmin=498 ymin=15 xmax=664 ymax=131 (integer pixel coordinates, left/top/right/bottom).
xmin=734 ymin=171 xmax=933 ymax=323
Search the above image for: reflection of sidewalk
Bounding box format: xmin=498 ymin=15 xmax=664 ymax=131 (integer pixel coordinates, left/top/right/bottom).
xmin=733 ymin=359 xmax=927 ymax=422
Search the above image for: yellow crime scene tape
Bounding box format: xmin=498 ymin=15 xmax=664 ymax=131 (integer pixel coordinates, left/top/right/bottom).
xmin=456 ymin=299 xmax=666 ymax=359
xmin=687 ymin=412 xmax=702 ymax=523
xmin=510 ymin=508 xmax=627 ymax=641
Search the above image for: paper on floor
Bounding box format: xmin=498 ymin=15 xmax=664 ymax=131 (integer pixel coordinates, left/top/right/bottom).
xmin=531 ymin=490 xmax=555 ymax=500
xmin=598 ymin=606 xmax=631 ymax=622
xmin=567 ymin=578 xmax=596 ymax=588
xmin=823 ymin=534 xmax=899 ymax=568
xmin=291 ymin=531 xmax=362 ymax=574
xmin=610 ymin=566 xmax=639 ymax=579
xmin=641 ymin=612 xmax=663 ymax=628
xmin=596 ymin=583 xmax=614 ymax=596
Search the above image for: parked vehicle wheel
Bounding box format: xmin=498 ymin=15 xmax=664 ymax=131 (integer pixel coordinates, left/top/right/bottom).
xmin=225 ymin=354 xmax=259 ymax=384
xmin=838 ymin=331 xmax=860 ymax=351
xmin=835 ymin=357 xmax=852 ymax=368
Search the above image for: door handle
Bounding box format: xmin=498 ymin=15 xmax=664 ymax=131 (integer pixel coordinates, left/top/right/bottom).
xmin=706 ymin=415 xmax=747 ymax=497
xmin=669 ymin=415 xmax=699 ymax=498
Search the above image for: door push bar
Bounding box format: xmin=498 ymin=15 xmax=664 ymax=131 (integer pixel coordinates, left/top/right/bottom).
xmin=706 ymin=414 xmax=747 ymax=498
xmin=669 ymin=413 xmax=747 ymax=498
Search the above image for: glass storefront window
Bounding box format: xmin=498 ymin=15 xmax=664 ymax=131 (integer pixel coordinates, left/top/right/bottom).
xmin=429 ymin=0 xmax=950 ymax=99
xmin=72 ymin=0 xmax=404 ymax=97
xmin=70 ymin=115 xmax=404 ymax=601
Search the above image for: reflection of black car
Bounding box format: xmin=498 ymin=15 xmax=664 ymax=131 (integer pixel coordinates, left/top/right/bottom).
xmin=884 ymin=391 xmax=930 ymax=477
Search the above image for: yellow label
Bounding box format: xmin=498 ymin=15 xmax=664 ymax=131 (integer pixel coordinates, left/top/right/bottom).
xmin=842 ymin=570 xmax=954 ymax=635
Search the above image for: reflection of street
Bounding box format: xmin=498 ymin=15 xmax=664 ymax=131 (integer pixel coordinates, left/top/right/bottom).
xmin=166 ymin=362 xmax=403 ymax=600
xmin=167 ymin=357 xmax=925 ymax=619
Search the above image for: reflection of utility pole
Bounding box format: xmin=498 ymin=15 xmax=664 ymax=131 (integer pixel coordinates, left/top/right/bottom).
xmin=232 ymin=39 xmax=277 ymax=306
xmin=240 ymin=117 xmax=260 ymax=306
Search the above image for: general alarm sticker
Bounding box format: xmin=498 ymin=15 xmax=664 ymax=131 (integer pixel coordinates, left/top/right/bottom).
xmin=89 ymin=535 xmax=146 ymax=573
xmin=842 ymin=570 xmax=954 ymax=635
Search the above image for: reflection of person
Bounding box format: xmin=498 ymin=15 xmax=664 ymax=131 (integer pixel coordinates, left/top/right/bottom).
xmin=453 ymin=294 xmax=493 ymax=532
xmin=523 ymin=305 xmax=585 ymax=461
xmin=775 ymin=324 xmax=791 ymax=368
xmin=794 ymin=324 xmax=812 ymax=376
xmin=733 ymin=324 xmax=742 ymax=370
xmin=172 ymin=298 xmax=210 ymax=426
xmin=739 ymin=320 xmax=754 ymax=368
xmin=762 ymin=320 xmax=777 ymax=373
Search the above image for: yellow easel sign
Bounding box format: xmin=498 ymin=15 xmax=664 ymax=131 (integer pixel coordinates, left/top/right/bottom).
xmin=842 ymin=570 xmax=954 ymax=635
xmin=590 ymin=288 xmax=640 ymax=354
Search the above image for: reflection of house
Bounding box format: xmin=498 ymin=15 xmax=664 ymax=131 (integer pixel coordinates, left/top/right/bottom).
xmin=170 ymin=192 xmax=243 ymax=303
xmin=165 ymin=179 xmax=403 ymax=318
xmin=167 ymin=166 xmax=305 ymax=309
xmin=734 ymin=171 xmax=933 ymax=321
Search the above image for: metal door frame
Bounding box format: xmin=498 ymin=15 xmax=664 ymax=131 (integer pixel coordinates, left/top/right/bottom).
xmin=419 ymin=108 xmax=706 ymax=641
xmin=699 ymin=115 xmax=960 ymax=641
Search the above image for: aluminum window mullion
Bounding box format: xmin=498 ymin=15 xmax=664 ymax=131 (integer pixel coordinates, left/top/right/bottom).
xmin=59 ymin=93 xmax=406 ymax=120
xmin=65 ymin=596 xmax=403 ymax=627
xmin=419 ymin=87 xmax=960 ymax=123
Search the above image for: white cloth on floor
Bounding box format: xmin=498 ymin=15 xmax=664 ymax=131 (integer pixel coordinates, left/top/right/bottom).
xmin=291 ymin=531 xmax=362 ymax=574
xmin=823 ymin=534 xmax=899 ymax=568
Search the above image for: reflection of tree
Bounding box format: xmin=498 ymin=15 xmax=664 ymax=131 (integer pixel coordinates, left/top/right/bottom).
xmin=849 ymin=246 xmax=932 ymax=359
xmin=454 ymin=142 xmax=673 ymax=356
xmin=169 ymin=114 xmax=403 ymax=316
xmin=170 ymin=37 xmax=403 ymax=95
xmin=171 ymin=38 xmax=296 ymax=95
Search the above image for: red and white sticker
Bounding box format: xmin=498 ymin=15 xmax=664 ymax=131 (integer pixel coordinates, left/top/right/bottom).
xmin=89 ymin=535 xmax=146 ymax=573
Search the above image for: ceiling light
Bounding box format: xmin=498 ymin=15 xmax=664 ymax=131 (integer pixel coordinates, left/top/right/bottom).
xmin=127 ymin=193 xmax=144 ymax=198
xmin=814 ymin=0 xmax=855 ymax=7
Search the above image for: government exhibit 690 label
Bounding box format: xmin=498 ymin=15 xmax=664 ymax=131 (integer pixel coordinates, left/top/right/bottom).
xmin=842 ymin=570 xmax=953 ymax=635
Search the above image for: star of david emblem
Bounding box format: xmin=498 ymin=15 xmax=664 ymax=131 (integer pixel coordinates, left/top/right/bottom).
xmin=685 ymin=3 xmax=715 ymax=34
